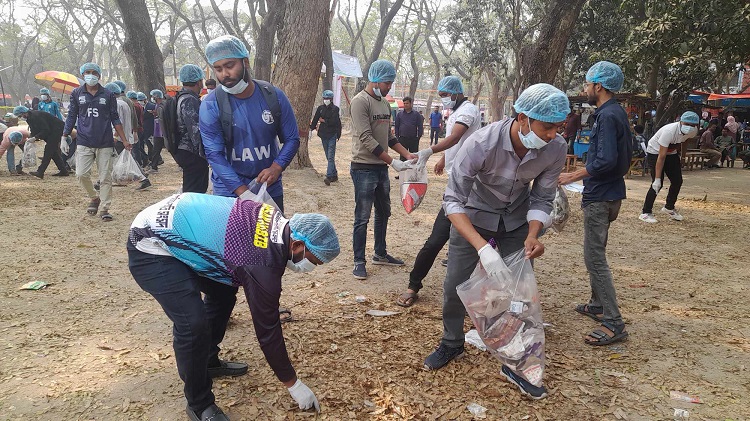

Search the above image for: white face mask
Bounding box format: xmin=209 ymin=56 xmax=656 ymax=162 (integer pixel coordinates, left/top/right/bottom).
xmin=84 ymin=74 xmax=99 ymax=87
xmin=680 ymin=124 xmax=697 ymax=137
xmin=518 ymin=120 xmax=548 ymax=149
xmin=286 ymin=257 xmax=316 ymax=273
xmin=220 ymin=63 xmax=249 ymax=95
xmin=41 ymin=95 xmax=49 ymax=101
xmin=372 ymin=87 xmax=382 ymax=98
xmin=441 ymin=96 xmax=456 ymax=109
xmin=323 ymin=99 xmax=331 ymax=105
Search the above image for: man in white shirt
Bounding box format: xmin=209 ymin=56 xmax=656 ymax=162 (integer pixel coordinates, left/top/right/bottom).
xmin=105 ymin=82 xmax=152 ymax=192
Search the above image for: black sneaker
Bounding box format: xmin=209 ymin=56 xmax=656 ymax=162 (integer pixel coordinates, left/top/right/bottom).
xmin=186 ymin=404 xmax=229 ymax=421
xmin=372 ymin=254 xmax=404 ymax=266
xmin=94 ymin=181 xmax=100 ymax=191
xmin=51 ymin=171 xmax=69 ymax=177
xmin=330 ymin=176 xmax=338 ymax=182
xmin=135 ymin=179 xmax=152 ymax=191
xmin=323 ymin=177 xmax=331 ymax=186
xmin=423 ymin=343 xmax=465 ymax=370
xmin=500 ymin=364 xmax=548 ymax=400
xmin=29 ymin=171 xmax=43 ymax=179
xmin=207 ymin=359 xmax=248 ymax=378
xmin=353 ymin=263 xmax=368 ymax=280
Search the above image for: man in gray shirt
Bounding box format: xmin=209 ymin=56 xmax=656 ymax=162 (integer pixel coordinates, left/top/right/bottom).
xmin=424 ymin=84 xmax=569 ymax=400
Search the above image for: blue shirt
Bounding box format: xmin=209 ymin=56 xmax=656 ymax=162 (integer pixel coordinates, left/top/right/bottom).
xmin=430 ymin=111 xmax=442 ymax=128
xmin=64 ymin=85 xmax=121 ymax=148
xmin=200 ymin=82 xmax=300 ymax=198
xmin=582 ymin=98 xmax=633 ymax=204
xmin=38 ymin=101 xmax=63 ymax=120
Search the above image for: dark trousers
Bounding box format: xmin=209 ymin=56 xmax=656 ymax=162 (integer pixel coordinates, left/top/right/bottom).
xmin=36 ymin=138 xmax=67 ymax=175
xmin=174 ymin=149 xmax=209 ymax=193
xmin=430 ymin=127 xmax=440 ymax=145
xmin=127 ymin=244 xmax=238 ymax=414
xmin=408 ymin=207 xmax=451 ymax=292
xmin=351 ymin=165 xmax=390 ymax=264
xmin=149 ymin=137 xmax=165 ymax=169
xmin=583 ymin=201 xmax=623 ymax=324
xmin=398 ymin=136 xmax=419 ymax=161
xmin=642 ymin=153 xmax=682 ymax=213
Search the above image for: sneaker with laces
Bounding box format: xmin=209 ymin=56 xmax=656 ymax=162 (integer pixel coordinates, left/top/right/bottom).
xmin=423 ymin=343 xmax=465 ymax=371
xmin=638 ymin=213 xmax=658 ymax=223
xmin=660 ymin=206 xmax=684 ymax=221
xmin=353 ymin=263 xmax=368 ymax=280
xmin=372 ymin=254 xmax=404 ymax=266
xmin=136 ymin=179 xmax=152 ymax=191
xmin=500 ymin=364 xmax=548 ymax=400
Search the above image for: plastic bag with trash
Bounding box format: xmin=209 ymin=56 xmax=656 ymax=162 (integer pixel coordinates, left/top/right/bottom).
xmin=244 ymin=180 xmax=281 ymax=211
xmin=66 ymin=150 xmax=77 ymax=171
xmin=400 ymin=165 xmax=428 ymax=214
xmin=549 ymin=185 xmax=570 ymax=233
xmin=111 ymin=150 xmax=145 ymax=185
xmin=22 ymin=141 xmax=37 ymax=168
xmin=456 ymin=248 xmax=546 ymax=387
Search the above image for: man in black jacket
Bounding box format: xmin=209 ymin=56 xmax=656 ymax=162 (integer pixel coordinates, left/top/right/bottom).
xmin=12 ymin=106 xmax=68 ymax=178
xmin=309 ymin=90 xmax=342 ymax=185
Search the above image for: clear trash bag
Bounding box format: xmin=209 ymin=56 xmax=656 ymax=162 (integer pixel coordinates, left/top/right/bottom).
xmin=111 ymin=150 xmax=144 ymax=185
xmin=456 ymin=248 xmax=546 ymax=387
xmin=400 ymin=165 xmax=428 ymax=214
xmin=244 ymin=180 xmax=281 ymax=211
xmin=22 ymin=141 xmax=37 ymax=168
xmin=550 ymin=185 xmax=570 ymax=233
xmin=67 ymin=150 xmax=77 ymax=171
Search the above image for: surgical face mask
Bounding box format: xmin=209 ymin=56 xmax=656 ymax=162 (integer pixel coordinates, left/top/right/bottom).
xmin=323 ymin=99 xmax=331 ymax=105
xmin=206 ymin=88 xmax=213 ymax=94
xmin=373 ymin=87 xmax=383 ymax=98
xmin=518 ymin=120 xmax=548 ymax=149
xmin=220 ymin=62 xmax=249 ymax=95
xmin=286 ymin=245 xmax=316 ymax=273
xmin=84 ymin=74 xmax=99 ymax=86
xmin=441 ymin=96 xmax=456 ymax=109
xmin=41 ymin=95 xmax=49 ymax=101
xmin=680 ymin=124 xmax=697 ymax=137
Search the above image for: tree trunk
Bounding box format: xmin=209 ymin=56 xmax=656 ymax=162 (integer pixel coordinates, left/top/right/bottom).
xmin=361 ymin=0 xmax=405 ymax=80
xmin=254 ymin=0 xmax=284 ymax=81
xmin=521 ymin=0 xmax=586 ymax=87
xmin=272 ymin=0 xmax=330 ymax=169
xmin=322 ymin=35 xmax=334 ymax=91
xmin=114 ymin=0 xmax=166 ymax=92
xmin=487 ymin=67 xmax=507 ymax=122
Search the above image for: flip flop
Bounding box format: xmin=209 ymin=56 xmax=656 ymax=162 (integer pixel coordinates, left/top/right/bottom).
xmin=395 ymin=291 xmax=418 ymax=307
xmin=279 ymin=308 xmax=293 ymax=323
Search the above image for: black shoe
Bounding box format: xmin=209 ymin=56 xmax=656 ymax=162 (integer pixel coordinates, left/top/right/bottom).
xmin=330 ymin=176 xmax=338 ymax=182
xmin=500 ymin=364 xmax=548 ymax=400
xmin=51 ymin=172 xmax=69 ymax=177
xmin=29 ymin=171 xmax=43 ymax=179
xmin=323 ymin=177 xmax=331 ymax=186
xmin=207 ymin=359 xmax=248 ymax=378
xmin=423 ymin=343 xmax=465 ymax=370
xmin=135 ymin=178 xmax=152 ymax=191
xmin=94 ymin=182 xmax=100 ymax=191
xmin=186 ymin=404 xmax=229 ymax=421
xmin=441 ymin=259 xmax=448 ymax=267
xmin=372 ymin=254 xmax=404 ymax=266
xmin=353 ymin=263 xmax=368 ymax=280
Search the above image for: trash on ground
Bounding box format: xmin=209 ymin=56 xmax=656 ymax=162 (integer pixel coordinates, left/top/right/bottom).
xmin=670 ymin=391 xmax=702 ymax=404
xmin=673 ymin=408 xmax=690 ymax=419
xmin=467 ymin=402 xmax=488 ymax=419
xmin=465 ymin=329 xmax=487 ymax=351
xmin=365 ymin=309 xmax=400 ymax=317
xmin=355 ymin=295 xmax=368 ymax=303
xmin=20 ymin=281 xmax=48 ymax=290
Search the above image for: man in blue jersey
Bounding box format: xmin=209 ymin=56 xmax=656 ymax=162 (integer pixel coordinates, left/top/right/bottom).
xmin=128 ymin=193 xmax=339 ymax=420
xmin=199 ymin=35 xmax=300 ymax=211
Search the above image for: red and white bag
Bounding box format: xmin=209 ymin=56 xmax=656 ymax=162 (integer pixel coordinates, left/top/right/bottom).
xmin=400 ymin=166 xmax=428 ymax=214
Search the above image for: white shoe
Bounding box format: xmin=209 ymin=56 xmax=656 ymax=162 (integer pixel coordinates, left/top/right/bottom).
xmin=639 ymin=213 xmax=658 ymax=223
xmin=661 ymin=207 xmax=684 ymax=221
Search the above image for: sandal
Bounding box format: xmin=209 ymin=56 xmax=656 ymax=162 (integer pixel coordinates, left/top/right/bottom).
xmin=279 ymin=308 xmax=293 ymax=323
xmin=575 ymin=304 xmax=604 ymax=322
xmin=87 ymin=197 xmax=101 ymax=215
xmin=396 ymin=291 xmax=418 ymax=307
xmin=100 ymin=211 xmax=113 ymax=222
xmin=584 ymin=321 xmax=628 ymax=346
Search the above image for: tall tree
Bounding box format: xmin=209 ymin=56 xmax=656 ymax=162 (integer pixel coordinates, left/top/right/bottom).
xmin=361 ymin=0 xmax=405 ymax=80
xmin=114 ymin=0 xmax=166 ymax=91
xmin=272 ymin=0 xmax=330 ymax=168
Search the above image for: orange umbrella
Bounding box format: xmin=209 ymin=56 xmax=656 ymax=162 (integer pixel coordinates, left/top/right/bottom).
xmin=34 ymin=71 xmax=82 ymax=95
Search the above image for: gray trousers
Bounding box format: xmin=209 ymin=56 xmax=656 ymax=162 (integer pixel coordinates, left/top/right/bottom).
xmin=442 ymin=222 xmax=528 ymax=348
xmin=583 ymin=200 xmax=623 ymax=324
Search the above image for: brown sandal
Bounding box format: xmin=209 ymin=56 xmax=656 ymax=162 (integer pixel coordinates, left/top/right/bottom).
xmin=396 ymin=291 xmax=418 ymax=307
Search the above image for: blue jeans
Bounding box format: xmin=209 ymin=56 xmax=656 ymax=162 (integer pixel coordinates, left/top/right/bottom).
xmin=321 ymin=135 xmax=338 ymax=178
xmin=351 ymin=165 xmax=391 ymax=264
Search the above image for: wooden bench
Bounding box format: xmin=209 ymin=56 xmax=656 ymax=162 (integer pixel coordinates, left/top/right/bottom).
xmin=682 ymin=150 xmax=709 ymax=170
xmin=564 ymin=154 xmax=577 ymax=172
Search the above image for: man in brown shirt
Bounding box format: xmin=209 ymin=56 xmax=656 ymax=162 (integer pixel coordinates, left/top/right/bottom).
xmin=699 ymin=122 xmax=721 ymax=168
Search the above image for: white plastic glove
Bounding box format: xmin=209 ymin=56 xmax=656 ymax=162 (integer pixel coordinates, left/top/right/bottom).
xmin=651 ymin=178 xmax=662 ymax=194
xmin=288 ymin=379 xmax=320 ymax=412
xmin=390 ymin=159 xmax=414 ymax=172
xmin=60 ymin=136 xmax=69 ymax=155
xmin=478 ymin=243 xmax=510 ymax=275
xmin=415 ymin=147 xmax=434 ymax=168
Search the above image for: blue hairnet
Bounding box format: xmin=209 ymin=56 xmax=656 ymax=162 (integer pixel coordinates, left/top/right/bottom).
xmin=150 ymin=89 xmax=164 ymax=99
xmin=513 ymin=83 xmax=571 ymax=123
xmin=586 ymin=61 xmax=624 ymax=92
xmin=437 ymin=76 xmax=463 ymax=94
xmin=680 ymin=111 xmax=700 ymax=124
xmin=289 ymin=213 xmax=340 ymax=264
xmin=113 ymin=80 xmax=126 ymax=92
xmin=136 ymin=92 xmax=147 ymax=101
xmin=40 ymin=88 xmax=50 ymax=95
xmin=79 ymin=62 xmax=102 ymax=76
xmin=12 ymin=106 xmax=29 ymax=116
xmin=126 ymin=90 xmax=137 ymax=99
xmin=8 ymin=131 xmax=22 ymax=145
xmin=179 ymin=64 xmax=205 ymax=83
xmin=104 ymin=82 xmax=122 ymax=95
xmin=322 ymin=90 xmax=334 ymax=99
xmin=205 ymin=35 xmax=249 ymax=65
xmin=368 ymin=59 xmax=397 ymax=83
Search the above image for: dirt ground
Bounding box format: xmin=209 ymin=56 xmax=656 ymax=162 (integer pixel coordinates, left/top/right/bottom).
xmin=1 ymin=134 xmax=748 ymax=421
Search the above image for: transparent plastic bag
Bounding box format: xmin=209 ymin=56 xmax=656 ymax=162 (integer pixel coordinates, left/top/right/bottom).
xmin=244 ymin=180 xmax=280 ymax=210
xmin=22 ymin=141 xmax=37 ymax=168
xmin=456 ymin=248 xmax=546 ymax=387
xmin=400 ymin=165 xmax=428 ymax=214
xmin=550 ymin=185 xmax=570 ymax=233
xmin=111 ymin=150 xmax=144 ymax=185
xmin=66 ymin=150 xmax=77 ymax=171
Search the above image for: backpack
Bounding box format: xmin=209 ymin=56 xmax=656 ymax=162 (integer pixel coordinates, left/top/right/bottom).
xmin=214 ymin=79 xmax=282 ymax=161
xmin=158 ymin=92 xmax=188 ymax=155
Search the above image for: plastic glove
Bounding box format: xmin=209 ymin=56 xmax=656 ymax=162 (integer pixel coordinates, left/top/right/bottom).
xmin=390 ymin=159 xmax=414 ymax=172
xmin=415 ymin=147 xmax=434 ymax=167
xmin=27 ymin=137 xmax=36 ymax=142
xmin=288 ymin=379 xmax=320 ymax=412
xmin=478 ymin=243 xmax=510 ymax=275
xmin=60 ymin=137 xmax=69 ymax=155
xmin=651 ymin=178 xmax=662 ymax=194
